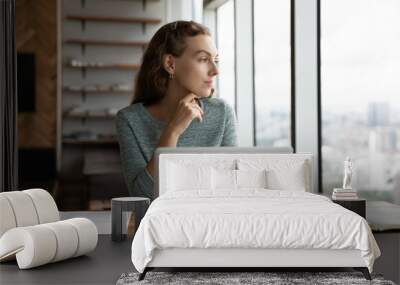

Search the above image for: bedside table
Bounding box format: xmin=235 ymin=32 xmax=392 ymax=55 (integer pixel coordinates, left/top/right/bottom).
xmin=332 ymin=198 xmax=366 ymax=218
xmin=111 ymin=197 xmax=150 ymax=242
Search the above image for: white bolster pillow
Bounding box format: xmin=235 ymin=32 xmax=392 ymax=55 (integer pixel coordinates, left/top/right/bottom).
xmin=0 ymin=226 xmax=57 ymax=268
xmin=0 ymin=191 xmax=39 ymax=227
xmin=64 ymin=218 xmax=98 ymax=257
xmin=42 ymin=221 xmax=79 ymax=262
xmin=0 ymin=196 xmax=17 ymax=237
xmin=0 ymin=189 xmax=59 ymax=237
xmin=0 ymin=218 xmax=98 ymax=269
xmin=23 ymin=188 xmax=59 ymax=223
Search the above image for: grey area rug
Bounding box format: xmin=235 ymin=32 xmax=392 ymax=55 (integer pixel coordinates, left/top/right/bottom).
xmin=116 ymin=271 xmax=396 ymax=285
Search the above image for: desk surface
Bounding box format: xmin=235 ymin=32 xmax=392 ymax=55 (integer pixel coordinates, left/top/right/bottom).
xmin=0 ymin=235 xmax=133 ymax=285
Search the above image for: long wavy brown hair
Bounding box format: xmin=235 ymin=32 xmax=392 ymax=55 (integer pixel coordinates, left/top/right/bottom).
xmin=131 ymin=21 xmax=211 ymax=106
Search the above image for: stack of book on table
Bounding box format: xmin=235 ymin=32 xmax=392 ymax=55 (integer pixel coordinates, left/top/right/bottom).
xmin=332 ymin=188 xmax=359 ymax=200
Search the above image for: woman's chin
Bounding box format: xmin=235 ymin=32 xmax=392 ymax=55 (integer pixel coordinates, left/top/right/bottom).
xmin=197 ymin=88 xmax=214 ymax=98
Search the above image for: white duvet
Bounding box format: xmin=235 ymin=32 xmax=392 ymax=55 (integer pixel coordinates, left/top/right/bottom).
xmin=131 ymin=190 xmax=380 ymax=273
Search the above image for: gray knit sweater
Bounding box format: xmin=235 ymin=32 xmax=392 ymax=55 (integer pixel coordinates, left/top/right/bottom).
xmin=115 ymin=97 xmax=238 ymax=200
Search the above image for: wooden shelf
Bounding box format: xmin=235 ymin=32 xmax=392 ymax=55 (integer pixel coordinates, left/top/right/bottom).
xmin=63 ymin=113 xmax=116 ymax=119
xmin=65 ymin=63 xmax=140 ymax=70
xmin=63 ymin=139 xmax=118 ymax=146
xmin=66 ymin=15 xmax=161 ymax=24
xmin=63 ymin=88 xmax=133 ymax=94
xmin=64 ymin=39 xmax=149 ymax=47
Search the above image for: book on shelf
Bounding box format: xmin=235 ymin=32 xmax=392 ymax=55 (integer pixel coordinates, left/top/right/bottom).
xmin=68 ymin=108 xmax=87 ymax=116
xmin=88 ymin=109 xmax=108 ymax=116
xmin=333 ymin=192 xmax=357 ymax=196
xmin=332 ymin=188 xmax=359 ymax=200
xmin=332 ymin=196 xmax=360 ymax=200
xmin=333 ymin=188 xmax=357 ymax=193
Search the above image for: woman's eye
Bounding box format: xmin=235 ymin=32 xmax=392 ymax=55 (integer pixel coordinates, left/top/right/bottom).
xmin=200 ymin=58 xmax=208 ymax=62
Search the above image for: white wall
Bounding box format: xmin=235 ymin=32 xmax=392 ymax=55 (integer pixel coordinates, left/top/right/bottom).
xmin=234 ymin=0 xmax=255 ymax=147
xmin=165 ymin=0 xmax=203 ymax=22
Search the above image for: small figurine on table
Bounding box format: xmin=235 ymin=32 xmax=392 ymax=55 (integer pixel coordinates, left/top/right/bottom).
xmin=342 ymin=156 xmax=353 ymax=190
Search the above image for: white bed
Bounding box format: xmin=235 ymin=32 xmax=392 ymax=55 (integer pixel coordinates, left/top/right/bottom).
xmin=131 ymin=150 xmax=380 ymax=281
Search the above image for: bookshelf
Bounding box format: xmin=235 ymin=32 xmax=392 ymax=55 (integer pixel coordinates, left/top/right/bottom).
xmin=65 ymin=63 xmax=141 ymax=70
xmin=65 ymin=14 xmax=161 ymax=33
xmin=63 ymin=139 xmax=118 ymax=146
xmin=63 ymin=89 xmax=133 ymax=95
xmin=64 ymin=39 xmax=149 ymax=47
xmin=66 ymin=15 xmax=161 ymax=24
xmin=58 ymin=0 xmax=165 ymax=210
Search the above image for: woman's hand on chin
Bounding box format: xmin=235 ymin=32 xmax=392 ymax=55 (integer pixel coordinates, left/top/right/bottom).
xmin=166 ymin=93 xmax=204 ymax=137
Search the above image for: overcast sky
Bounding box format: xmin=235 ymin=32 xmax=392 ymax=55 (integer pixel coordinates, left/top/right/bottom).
xmin=322 ymin=0 xmax=400 ymax=112
xmin=231 ymin=0 xmax=400 ymax=113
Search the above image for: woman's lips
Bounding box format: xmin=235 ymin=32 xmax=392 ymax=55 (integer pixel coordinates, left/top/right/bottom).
xmin=204 ymin=81 xmax=213 ymax=87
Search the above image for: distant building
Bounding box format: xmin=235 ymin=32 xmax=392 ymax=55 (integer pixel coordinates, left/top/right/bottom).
xmin=369 ymin=127 xmax=397 ymax=153
xmin=366 ymin=152 xmax=388 ymax=190
xmin=367 ymin=102 xmax=389 ymax=127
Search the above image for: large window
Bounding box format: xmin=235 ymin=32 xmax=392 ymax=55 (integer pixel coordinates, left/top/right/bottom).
xmin=253 ymin=0 xmax=292 ymax=147
xmin=216 ymin=0 xmax=236 ymax=111
xmin=321 ymin=0 xmax=400 ymax=205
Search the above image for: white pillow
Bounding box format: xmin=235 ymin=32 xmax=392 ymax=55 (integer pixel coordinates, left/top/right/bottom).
xmin=266 ymin=161 xmax=306 ymax=191
xmin=236 ymin=169 xmax=268 ymax=188
xmin=211 ymin=168 xmax=268 ymax=191
xmin=166 ymin=162 xmax=212 ymax=191
xmin=212 ymin=168 xmax=237 ymax=190
xmin=237 ymin=159 xmax=307 ymax=191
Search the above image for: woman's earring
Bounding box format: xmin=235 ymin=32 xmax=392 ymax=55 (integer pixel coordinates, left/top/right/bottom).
xmin=169 ymin=73 xmax=174 ymax=80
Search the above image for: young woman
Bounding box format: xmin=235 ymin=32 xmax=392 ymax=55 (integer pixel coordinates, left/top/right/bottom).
xmin=115 ymin=20 xmax=238 ymax=200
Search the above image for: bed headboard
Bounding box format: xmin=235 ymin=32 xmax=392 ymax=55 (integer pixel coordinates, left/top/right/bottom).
xmin=154 ymin=147 xmax=313 ymax=197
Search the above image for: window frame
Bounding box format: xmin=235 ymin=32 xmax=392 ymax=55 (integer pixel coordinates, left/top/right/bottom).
xmin=215 ymin=0 xmax=238 ymax=116
xmin=317 ymin=0 xmax=322 ymax=193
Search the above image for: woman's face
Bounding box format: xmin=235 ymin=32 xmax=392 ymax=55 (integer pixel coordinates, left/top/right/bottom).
xmin=173 ymin=35 xmax=219 ymax=98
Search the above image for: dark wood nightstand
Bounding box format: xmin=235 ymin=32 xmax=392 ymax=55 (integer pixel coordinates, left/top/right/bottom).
xmin=332 ymin=198 xmax=366 ymax=218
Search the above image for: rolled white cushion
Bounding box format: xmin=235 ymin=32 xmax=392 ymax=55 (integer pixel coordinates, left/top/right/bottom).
xmin=0 ymin=196 xmax=17 ymax=237
xmin=63 ymin=218 xmax=98 ymax=257
xmin=23 ymin=189 xmax=59 ymax=223
xmin=0 ymin=226 xmax=57 ymax=269
xmin=0 ymin=191 xmax=39 ymax=227
xmin=0 ymin=218 xmax=98 ymax=269
xmin=42 ymin=221 xmax=79 ymax=262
